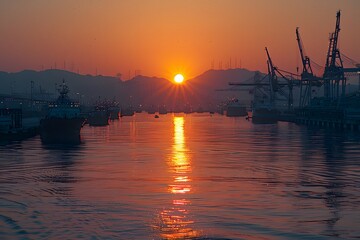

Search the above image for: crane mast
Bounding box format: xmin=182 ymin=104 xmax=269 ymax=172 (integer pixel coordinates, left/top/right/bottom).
xmin=323 ymin=11 xmax=345 ymax=99
xmin=229 ymin=11 xmax=360 ymax=117
xmin=296 ymin=27 xmax=317 ymax=107
xmin=265 ymin=47 xmax=295 ymax=109
xmin=326 ymin=11 xmax=342 ymax=68
xmin=265 ymin=47 xmax=278 ymax=96
xmin=296 ymin=27 xmax=313 ymax=78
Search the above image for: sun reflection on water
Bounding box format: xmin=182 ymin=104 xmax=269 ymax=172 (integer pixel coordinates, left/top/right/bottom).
xmin=156 ymin=116 xmax=199 ymax=239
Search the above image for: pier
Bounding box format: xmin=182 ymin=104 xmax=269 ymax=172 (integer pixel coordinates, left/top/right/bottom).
xmin=293 ymin=108 xmax=360 ymax=131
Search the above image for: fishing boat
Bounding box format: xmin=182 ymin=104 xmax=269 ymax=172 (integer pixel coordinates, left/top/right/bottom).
xmin=40 ymin=81 xmax=85 ymax=143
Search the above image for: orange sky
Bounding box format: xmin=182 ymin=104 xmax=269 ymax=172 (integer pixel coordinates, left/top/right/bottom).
xmin=0 ymin=0 xmax=359 ymax=80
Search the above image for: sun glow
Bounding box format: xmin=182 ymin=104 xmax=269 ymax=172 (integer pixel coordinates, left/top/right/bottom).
xmin=174 ymin=74 xmax=184 ymax=83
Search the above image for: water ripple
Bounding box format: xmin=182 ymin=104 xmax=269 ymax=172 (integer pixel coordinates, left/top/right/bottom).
xmin=0 ymin=114 xmax=359 ymax=239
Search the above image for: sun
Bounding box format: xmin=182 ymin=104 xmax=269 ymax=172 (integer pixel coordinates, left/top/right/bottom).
xmin=174 ymin=73 xmax=184 ymax=84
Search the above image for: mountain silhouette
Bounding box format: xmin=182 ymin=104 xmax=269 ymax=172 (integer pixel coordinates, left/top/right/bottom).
xmin=0 ymin=68 xmax=261 ymax=110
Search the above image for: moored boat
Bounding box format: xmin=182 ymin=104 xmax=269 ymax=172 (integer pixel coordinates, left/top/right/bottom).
xmin=40 ymin=81 xmax=85 ymax=143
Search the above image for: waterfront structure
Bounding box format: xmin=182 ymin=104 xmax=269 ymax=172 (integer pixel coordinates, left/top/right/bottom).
xmin=228 ymin=11 xmax=360 ymax=128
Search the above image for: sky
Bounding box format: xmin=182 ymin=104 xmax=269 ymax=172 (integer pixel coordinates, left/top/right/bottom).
xmin=0 ymin=0 xmax=359 ymax=80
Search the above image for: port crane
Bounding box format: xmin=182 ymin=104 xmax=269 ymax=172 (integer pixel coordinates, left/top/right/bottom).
xmin=296 ymin=27 xmax=322 ymax=107
xmin=229 ymin=48 xmax=299 ymax=111
xmin=227 ymin=11 xmax=359 ymax=113
xmin=323 ymin=11 xmax=360 ymax=100
xmin=265 ymin=47 xmax=299 ymax=110
xmin=323 ymin=11 xmax=345 ymax=99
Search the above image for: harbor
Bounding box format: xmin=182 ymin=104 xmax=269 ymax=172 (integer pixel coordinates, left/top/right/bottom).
xmin=228 ymin=11 xmax=359 ymax=129
xmin=1 ymin=2 xmax=359 ymax=239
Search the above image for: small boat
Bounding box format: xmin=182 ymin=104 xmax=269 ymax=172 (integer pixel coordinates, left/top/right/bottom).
xmin=40 ymin=80 xmax=85 ymax=143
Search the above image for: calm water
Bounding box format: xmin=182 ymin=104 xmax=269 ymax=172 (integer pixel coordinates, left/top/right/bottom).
xmin=1 ymin=113 xmax=359 ymax=240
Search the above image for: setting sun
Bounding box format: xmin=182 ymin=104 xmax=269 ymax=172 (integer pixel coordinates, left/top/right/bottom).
xmin=174 ymin=74 xmax=184 ymax=84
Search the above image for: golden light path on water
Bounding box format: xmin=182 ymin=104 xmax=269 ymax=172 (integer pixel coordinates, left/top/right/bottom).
xmin=158 ymin=116 xmax=199 ymax=239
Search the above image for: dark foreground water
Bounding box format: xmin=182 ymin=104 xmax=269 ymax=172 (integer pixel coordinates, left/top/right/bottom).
xmin=1 ymin=113 xmax=359 ymax=240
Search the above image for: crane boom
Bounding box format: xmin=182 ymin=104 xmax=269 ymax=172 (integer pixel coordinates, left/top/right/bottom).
xmin=327 ymin=11 xmax=342 ymax=68
xmin=265 ymin=47 xmax=278 ymax=93
xmin=296 ymin=27 xmax=313 ymax=78
xmin=323 ymin=10 xmax=345 ymax=98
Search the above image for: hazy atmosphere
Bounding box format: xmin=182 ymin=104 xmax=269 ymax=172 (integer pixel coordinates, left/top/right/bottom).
xmin=1 ymin=1 xmax=360 ymax=239
xmin=1 ymin=0 xmax=359 ymax=79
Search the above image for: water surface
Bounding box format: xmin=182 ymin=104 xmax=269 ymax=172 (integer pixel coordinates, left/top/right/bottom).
xmin=1 ymin=113 xmax=359 ymax=239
